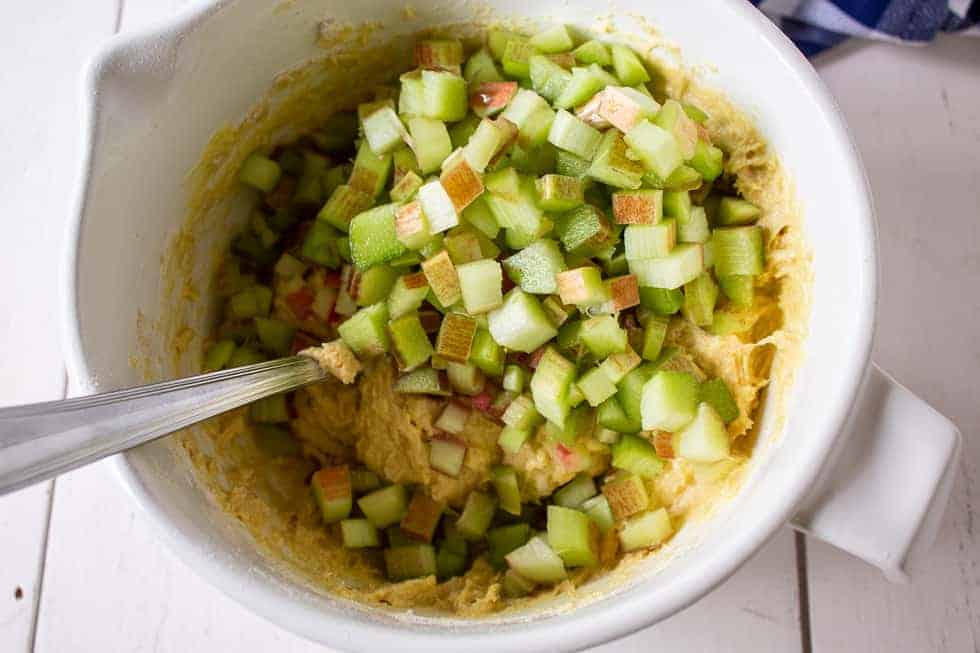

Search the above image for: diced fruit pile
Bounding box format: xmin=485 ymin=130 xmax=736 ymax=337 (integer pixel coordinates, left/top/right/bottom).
xmin=207 ymin=25 xmax=766 ymax=594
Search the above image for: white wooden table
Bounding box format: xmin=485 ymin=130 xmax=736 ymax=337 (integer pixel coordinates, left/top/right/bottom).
xmin=0 ymin=2 xmax=977 ymax=651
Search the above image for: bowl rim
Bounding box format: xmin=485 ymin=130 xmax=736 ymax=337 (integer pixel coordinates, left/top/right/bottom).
xmin=59 ymin=0 xmax=877 ymax=650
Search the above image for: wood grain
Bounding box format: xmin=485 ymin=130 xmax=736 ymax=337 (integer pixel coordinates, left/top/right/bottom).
xmin=808 ymin=34 xmax=980 ymax=653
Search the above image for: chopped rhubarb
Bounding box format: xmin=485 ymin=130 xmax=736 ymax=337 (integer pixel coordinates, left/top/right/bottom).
xmin=470 ymin=81 xmax=519 ymax=118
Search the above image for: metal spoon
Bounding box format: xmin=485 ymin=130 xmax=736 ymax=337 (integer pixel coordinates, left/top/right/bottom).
xmin=0 ymin=355 xmax=325 ymax=496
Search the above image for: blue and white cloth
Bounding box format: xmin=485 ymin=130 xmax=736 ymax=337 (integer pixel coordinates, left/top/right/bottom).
xmin=751 ymin=0 xmax=979 ymax=55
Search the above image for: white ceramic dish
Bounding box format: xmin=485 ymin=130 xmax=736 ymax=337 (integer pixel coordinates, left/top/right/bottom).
xmin=61 ymin=0 xmax=962 ymax=651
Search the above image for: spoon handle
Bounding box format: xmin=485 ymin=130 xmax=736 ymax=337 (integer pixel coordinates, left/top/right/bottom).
xmin=0 ymin=355 xmax=324 ymax=496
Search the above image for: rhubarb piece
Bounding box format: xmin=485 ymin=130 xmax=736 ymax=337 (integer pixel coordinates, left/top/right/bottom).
xmin=355 ymin=265 xmax=399 ymax=307
xmin=688 ymin=139 xmax=724 ymax=182
xmin=400 ymin=491 xmax=445 ymax=542
xmin=359 ymin=100 xmax=409 ymax=155
xmin=255 ymin=317 xmax=296 ymax=357
xmin=714 ymin=197 xmax=761 ymax=226
xmin=573 ymin=39 xmax=611 ymax=66
xmin=456 ymin=259 xmax=504 ymax=314
xmin=518 ymin=106 xmax=557 ymax=149
xmin=663 ymin=164 xmax=703 ymax=191
xmin=555 ymin=267 xmax=607 ymax=306
xmin=603 ymin=274 xmax=641 ymax=311
xmin=387 ymin=272 xmax=429 ymax=320
xmin=612 ymin=189 xmax=663 ymax=225
xmin=624 ymin=120 xmax=682 ymax=179
xmin=587 ymin=128 xmax=644 ymax=189
xmin=350 ymin=469 xmax=381 ymax=495
xmin=318 ymin=184 xmax=373 ymax=232
xmin=390 ymin=171 xmax=423 ymax=203
xmin=389 ymin=312 xmax=434 ymax=370
xmin=440 ymin=155 xmax=484 ymax=212
xmin=610 ymin=43 xmax=650 ymax=85
xmin=203 ymin=339 xmax=236 ymax=372
xmin=462 ymin=119 xmax=509 ymax=172
xmin=502 ymin=394 xmax=543 ymax=430
xmin=445 ymin=226 xmax=486 ymax=267
xmin=619 ymin=507 xmax=672 ymax=552
xmin=543 ymin=404 xmax=594 ymax=444
xmin=542 ymin=296 xmax=572 ymax=327
xmin=678 ymin=205 xmax=710 ymax=244
xmin=547 ymin=110 xmax=601 ymax=160
xmin=547 ymin=505 xmax=599 ymax=567
xmin=535 ymin=174 xmax=585 ymax=212
xmin=341 ymin=519 xmax=381 ymax=548
xmin=349 ymin=204 xmax=407 ymax=269
xmin=639 ymin=286 xmax=684 ymax=315
xmin=488 ymin=523 xmax=532 ymax=569
xmin=710 ymin=226 xmax=765 ymax=277
xmin=421 ymin=250 xmax=462 ymax=306
xmin=554 ymin=64 xmax=615 ymax=109
xmin=469 ymin=328 xmax=505 ymax=376
xmin=299 ymin=221 xmax=340 ymax=268
xmin=581 ymin=495 xmax=615 ymax=534
xmin=506 ymin=535 xmax=567 ymax=584
xmin=652 ymin=99 xmax=698 ymax=160
xmin=529 ymin=55 xmax=572 ymax=103
xmin=312 ymin=466 xmax=353 ymax=524
xmin=429 ymin=435 xmax=466 ymax=478
xmin=555 ymin=150 xmax=591 ymax=178
xmin=641 ymin=370 xmax=699 ymax=431
xmin=358 ymin=484 xmax=409 ymax=528
xmin=227 ymin=284 xmax=272 ymax=319
xmin=349 ymin=139 xmax=393 ymax=198
xmin=487 ymin=288 xmax=558 ymax=352
xmin=611 ymin=433 xmax=665 ymax=479
xmin=503 ymin=239 xmax=567 ymax=294
xmin=554 ymin=473 xmax=598 ymax=508
xmin=617 ymin=362 xmax=657 ymax=426
xmin=602 ymin=471 xmax=649 ymax=520
xmin=682 ymin=272 xmax=719 ymax=327
xmin=577 ymin=366 xmax=619 ymax=407
xmin=417 ymin=180 xmax=460 ymax=234
xmin=446 ymin=361 xmax=486 ymax=395
xmin=435 ymin=402 xmax=470 ymax=434
xmin=394 ymin=367 xmax=451 ymax=396
xmin=491 ymin=465 xmax=523 ymax=515
xmin=384 ymin=544 xmax=438 ymax=580
xmin=651 ymin=431 xmax=675 ymax=459
xmin=579 ymin=315 xmax=628 ymax=358
xmin=629 ymin=243 xmax=704 ymax=289
xmin=597 ymin=396 xmax=640 ymax=433
xmin=436 ymin=312 xmax=477 ymax=363
xmin=469 ymin=81 xmax=517 ymax=118
xmin=595 ymin=86 xmax=661 ymax=133
xmin=640 ymin=315 xmax=669 ymax=362
xmin=501 ymin=37 xmax=537 ymax=79
xmin=398 ymin=70 xmax=425 ymax=117
xmin=674 ymin=401 xmax=730 ymax=462
xmin=436 ymin=534 xmax=469 ymax=579
xmin=598 ymin=347 xmax=641 ymax=383
xmin=461 ymin=196 xmax=500 ymax=239
xmin=292 ymin=173 xmax=323 ymax=210
xmin=530 ymin=347 xmax=577 ymax=427
xmin=529 ymin=25 xmax=574 ymax=53
xmin=663 ymin=190 xmax=691 ymax=224
xmin=394 ymin=200 xmax=431 ymax=250
xmin=421 ymin=69 xmax=468 ymax=121
xmin=501 ymin=89 xmax=550 ymax=130
xmin=414 ymin=39 xmax=464 ymax=71
xmin=239 ymin=153 xmax=281 ymax=193
xmin=718 ymin=274 xmax=754 ymax=308
xmin=338 ymin=302 xmax=390 ymax=356
xmin=554 ymin=204 xmax=612 ymax=255
xmin=498 ymin=425 xmax=532 ymax=454
xmin=502 ymin=364 xmax=527 ymax=393
xmin=406 ymin=117 xmax=452 ymax=174
xmin=456 ymin=491 xmax=497 ymax=540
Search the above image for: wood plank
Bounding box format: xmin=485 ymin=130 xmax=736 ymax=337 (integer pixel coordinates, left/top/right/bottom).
xmin=0 ymin=0 xmax=119 ymax=650
xmin=594 ymin=530 xmax=803 ymax=652
xmin=807 ymin=34 xmax=980 ymax=652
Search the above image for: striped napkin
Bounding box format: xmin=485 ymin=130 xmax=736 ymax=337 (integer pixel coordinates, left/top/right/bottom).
xmin=750 ymin=0 xmax=979 ymax=55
